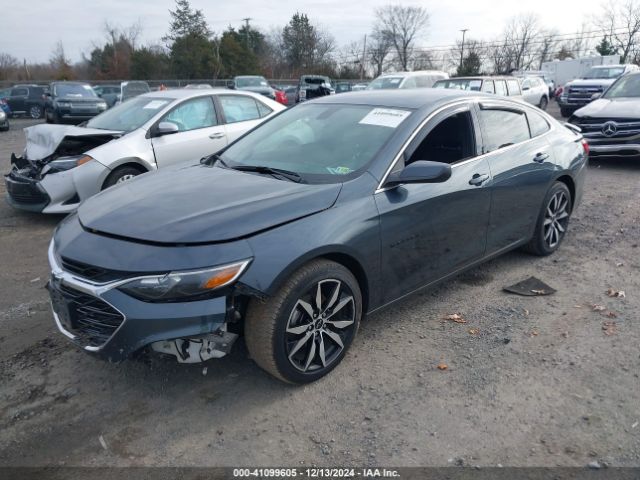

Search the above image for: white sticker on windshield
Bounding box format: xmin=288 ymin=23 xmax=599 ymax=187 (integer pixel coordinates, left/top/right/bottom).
xmin=359 ymin=108 xmax=411 ymax=128
xmin=143 ymin=100 xmax=169 ymax=110
xmin=389 ymin=78 xmax=401 ymax=84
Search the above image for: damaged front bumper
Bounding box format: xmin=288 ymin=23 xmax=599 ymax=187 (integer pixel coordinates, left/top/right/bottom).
xmin=47 ymin=240 xmax=237 ymax=363
xmin=5 ymin=155 xmax=110 ymax=214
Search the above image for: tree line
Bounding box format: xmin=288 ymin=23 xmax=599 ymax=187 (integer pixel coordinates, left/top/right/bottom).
xmin=1 ymin=0 xmax=640 ymax=83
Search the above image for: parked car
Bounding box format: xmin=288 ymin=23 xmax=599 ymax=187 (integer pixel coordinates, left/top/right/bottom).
xmin=184 ymin=84 xmax=214 ymax=89
xmin=513 ymin=70 xmax=555 ymax=98
xmin=229 ymin=75 xmax=277 ymax=101
xmin=335 ymin=82 xmax=353 ymax=94
xmin=433 ymin=76 xmax=525 ymax=102
xmin=46 ymin=89 xmax=587 ymax=383
xmin=5 ymin=90 xmax=285 ymax=214
xmin=282 ymin=85 xmax=298 ymax=105
xmin=92 ymin=84 xmax=121 ymax=107
xmin=558 ymin=64 xmax=639 ymax=117
xmin=520 ymin=76 xmax=550 ymax=110
xmin=117 ymin=81 xmax=151 ymax=105
xmin=0 ymin=97 xmax=11 ymax=116
xmin=366 ymin=70 xmax=449 ymax=90
xmin=5 ymin=84 xmax=47 ymax=119
xmin=0 ymin=108 xmax=9 ymax=131
xmin=273 ymin=88 xmax=288 ymax=106
xmin=45 ymin=82 xmax=108 ymax=124
xmin=296 ymin=75 xmax=335 ymax=102
xmin=569 ymin=71 xmax=640 ymax=159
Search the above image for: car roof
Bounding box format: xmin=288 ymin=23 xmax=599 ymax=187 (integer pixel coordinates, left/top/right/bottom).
xmin=310 ymin=88 xmax=497 ymax=109
xmin=378 ymin=70 xmax=448 ymax=78
xmin=137 ymin=88 xmax=272 ymax=101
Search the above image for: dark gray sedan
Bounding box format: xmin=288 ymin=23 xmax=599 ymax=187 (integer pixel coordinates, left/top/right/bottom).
xmin=47 ymin=90 xmax=588 ymax=383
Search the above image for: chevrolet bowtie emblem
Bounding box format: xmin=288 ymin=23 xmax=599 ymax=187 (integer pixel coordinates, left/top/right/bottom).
xmin=602 ymin=121 xmax=617 ymax=137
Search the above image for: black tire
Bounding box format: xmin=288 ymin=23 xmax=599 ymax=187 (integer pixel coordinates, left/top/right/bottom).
xmin=539 ymin=96 xmax=548 ymax=111
xmin=50 ymin=109 xmax=61 ymax=124
xmin=523 ymin=182 xmax=572 ymax=256
xmin=560 ymin=107 xmax=573 ymax=118
xmin=245 ymin=259 xmax=362 ymax=384
xmin=29 ymin=104 xmax=43 ymax=119
xmin=102 ymin=165 xmax=143 ymax=189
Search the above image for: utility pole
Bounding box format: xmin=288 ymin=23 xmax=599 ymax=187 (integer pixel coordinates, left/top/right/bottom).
xmin=242 ymin=17 xmax=253 ymax=50
xmin=361 ymin=34 xmax=367 ymax=80
xmin=459 ymin=28 xmax=469 ymax=73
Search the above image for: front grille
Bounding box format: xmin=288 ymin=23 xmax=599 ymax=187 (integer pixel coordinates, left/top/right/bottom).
xmin=567 ymin=86 xmax=603 ymax=104
xmin=5 ymin=172 xmax=49 ymax=205
xmin=57 ymin=283 xmax=124 ymax=347
xmin=574 ymin=118 xmax=640 ymax=139
xmin=60 ymin=256 xmax=156 ymax=283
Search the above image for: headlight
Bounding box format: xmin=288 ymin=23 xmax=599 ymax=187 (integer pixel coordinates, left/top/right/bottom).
xmin=0 ymin=110 xmax=5 ymax=121
xmin=97 ymin=102 xmax=107 ymax=109
xmin=48 ymin=155 xmax=94 ymax=172
xmin=118 ymin=260 xmax=251 ymax=302
xmin=57 ymin=101 xmax=71 ymax=108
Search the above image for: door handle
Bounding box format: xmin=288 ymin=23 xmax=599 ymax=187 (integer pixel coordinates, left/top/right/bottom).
xmin=209 ymin=132 xmax=225 ymax=140
xmin=533 ymin=152 xmax=549 ymax=163
xmin=469 ymin=173 xmax=490 ymax=186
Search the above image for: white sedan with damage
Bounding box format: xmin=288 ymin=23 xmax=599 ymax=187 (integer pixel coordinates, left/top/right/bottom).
xmin=4 ymin=89 xmax=285 ymax=213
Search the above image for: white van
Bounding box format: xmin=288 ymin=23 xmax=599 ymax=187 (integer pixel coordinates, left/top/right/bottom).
xmin=366 ymin=70 xmax=449 ymax=90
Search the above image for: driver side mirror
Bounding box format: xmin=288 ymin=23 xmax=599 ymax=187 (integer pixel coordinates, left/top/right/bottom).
xmin=385 ymin=160 xmax=452 ymax=187
xmin=590 ymin=92 xmax=601 ymax=101
xmin=154 ymin=122 xmax=180 ymax=137
xmin=226 ymin=81 xmax=236 ymax=89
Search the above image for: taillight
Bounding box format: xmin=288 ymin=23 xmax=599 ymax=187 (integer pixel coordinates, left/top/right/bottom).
xmin=581 ymin=139 xmax=589 ymax=156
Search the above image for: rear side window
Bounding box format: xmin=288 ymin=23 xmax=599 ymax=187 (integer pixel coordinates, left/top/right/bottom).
xmin=527 ymin=110 xmax=550 ymax=137
xmin=415 ymin=75 xmax=432 ymax=87
xmin=12 ymin=88 xmax=28 ymax=96
xmin=494 ymin=81 xmax=507 ymax=96
xmin=256 ymin=100 xmax=273 ymax=117
xmin=401 ymin=77 xmax=417 ymax=89
xmin=162 ymin=96 xmax=217 ymax=131
xmin=479 ymin=109 xmax=530 ymax=153
xmin=507 ymin=79 xmax=521 ymax=96
xmin=481 ymin=80 xmax=495 ymax=94
xmin=220 ymin=95 xmax=262 ymax=123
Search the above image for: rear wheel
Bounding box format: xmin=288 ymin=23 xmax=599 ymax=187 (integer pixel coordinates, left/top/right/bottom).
xmin=29 ymin=105 xmax=43 ymax=119
xmin=523 ymin=182 xmax=572 ymax=256
xmin=539 ymin=96 xmax=548 ymax=111
xmin=245 ymin=260 xmax=362 ymax=384
xmin=102 ymin=165 xmax=144 ymax=189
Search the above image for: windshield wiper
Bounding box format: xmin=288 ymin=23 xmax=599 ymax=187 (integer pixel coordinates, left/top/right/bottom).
xmin=231 ymin=165 xmax=304 ymax=183
xmin=201 ymin=153 xmax=228 ymax=167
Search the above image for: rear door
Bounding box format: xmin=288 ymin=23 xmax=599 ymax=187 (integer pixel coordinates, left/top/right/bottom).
xmin=151 ymin=95 xmax=227 ymax=168
xmin=216 ymin=94 xmax=274 ymax=143
xmin=375 ymin=102 xmax=492 ymax=303
xmin=476 ymin=102 xmax=555 ymax=254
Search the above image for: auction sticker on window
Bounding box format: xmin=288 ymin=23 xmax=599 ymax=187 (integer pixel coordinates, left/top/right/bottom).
xmin=359 ymin=108 xmax=411 ymax=128
xmin=143 ymin=100 xmax=169 ymax=110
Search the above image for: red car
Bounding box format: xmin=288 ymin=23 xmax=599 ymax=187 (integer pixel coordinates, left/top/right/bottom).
xmin=274 ymin=88 xmax=288 ymax=106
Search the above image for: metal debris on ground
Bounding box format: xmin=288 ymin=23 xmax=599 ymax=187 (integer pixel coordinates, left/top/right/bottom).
xmin=606 ymin=288 xmax=626 ymax=298
xmin=503 ymin=277 xmax=556 ymax=296
xmin=444 ymin=313 xmax=466 ymax=324
xmin=592 ymin=304 xmax=606 ymax=312
xmin=602 ymin=322 xmax=617 ymax=336
xmin=437 ymin=362 xmax=448 ymax=370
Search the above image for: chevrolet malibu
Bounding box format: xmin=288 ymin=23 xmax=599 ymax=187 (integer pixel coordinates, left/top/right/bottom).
xmin=5 ymin=89 xmax=284 ymax=213
xmin=48 ymin=90 xmax=588 ymax=383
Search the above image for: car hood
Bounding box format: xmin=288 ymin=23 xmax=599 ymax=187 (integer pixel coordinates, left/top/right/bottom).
xmin=566 ymin=78 xmax=617 ymax=88
xmin=23 ymin=124 xmax=122 ymax=161
xmin=574 ymin=97 xmax=640 ymax=118
xmin=78 ymin=165 xmax=342 ymax=244
xmin=237 ymin=86 xmax=274 ymax=95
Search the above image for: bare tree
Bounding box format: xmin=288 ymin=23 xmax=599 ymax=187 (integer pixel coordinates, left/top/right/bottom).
xmin=374 ymin=4 xmax=429 ymax=71
xmin=536 ymin=29 xmax=561 ymax=69
xmin=448 ymin=39 xmax=485 ymax=73
xmin=368 ymin=29 xmax=393 ymax=76
xmin=0 ymin=52 xmax=19 ymax=80
xmin=504 ymin=13 xmax=540 ymax=71
xmin=50 ymin=41 xmax=74 ymax=79
xmin=596 ymin=0 xmax=640 ymax=63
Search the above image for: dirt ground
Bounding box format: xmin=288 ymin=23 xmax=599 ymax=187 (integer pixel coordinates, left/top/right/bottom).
xmin=0 ymin=105 xmax=639 ymax=469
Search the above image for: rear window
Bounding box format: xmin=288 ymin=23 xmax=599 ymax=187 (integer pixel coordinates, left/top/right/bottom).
xmin=528 ymin=110 xmax=550 ymax=137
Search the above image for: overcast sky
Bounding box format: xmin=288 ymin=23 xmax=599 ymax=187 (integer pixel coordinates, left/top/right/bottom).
xmin=1 ymin=0 xmax=604 ymax=63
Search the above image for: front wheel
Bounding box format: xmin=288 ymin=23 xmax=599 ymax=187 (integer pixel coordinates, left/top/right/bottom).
xmin=29 ymin=105 xmax=43 ymax=119
xmin=245 ymin=260 xmax=362 ymax=384
xmin=523 ymin=182 xmax=572 ymax=256
xmin=539 ymin=96 xmax=548 ymax=111
xmin=102 ymin=165 xmax=143 ymax=189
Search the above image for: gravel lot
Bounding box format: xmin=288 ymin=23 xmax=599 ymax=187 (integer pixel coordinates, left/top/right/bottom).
xmin=0 ymin=105 xmax=639 ymax=469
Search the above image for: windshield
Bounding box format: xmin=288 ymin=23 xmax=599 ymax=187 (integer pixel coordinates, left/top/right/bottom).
xmin=236 ymin=77 xmax=268 ymax=88
xmin=367 ymin=77 xmax=403 ymax=89
xmin=433 ymin=79 xmax=482 ymax=91
xmin=604 ymin=74 xmax=640 ymax=98
xmin=583 ymin=67 xmax=625 ymax=79
xmin=86 ymin=96 xmax=171 ymax=132
xmin=219 ymin=104 xmax=411 ymax=183
xmin=54 ymin=84 xmax=97 ymax=98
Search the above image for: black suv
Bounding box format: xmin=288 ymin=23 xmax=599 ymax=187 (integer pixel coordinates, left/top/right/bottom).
xmin=6 ymin=84 xmax=47 ymax=119
xmin=296 ymin=75 xmax=335 ymax=103
xmin=45 ymin=82 xmax=108 ymax=124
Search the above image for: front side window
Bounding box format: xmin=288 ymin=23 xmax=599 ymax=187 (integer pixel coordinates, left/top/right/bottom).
xmin=162 ymin=96 xmax=217 ymax=131
xmin=407 ymin=111 xmax=476 ymax=165
xmin=400 ymin=77 xmax=417 ymax=89
xmin=479 ymin=108 xmax=530 ymax=153
xmin=219 ymin=104 xmax=410 ymax=183
xmin=507 ymin=79 xmax=521 ymax=96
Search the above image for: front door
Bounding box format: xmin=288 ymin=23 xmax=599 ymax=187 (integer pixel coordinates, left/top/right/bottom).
xmin=375 ymin=104 xmax=492 ymax=304
xmin=151 ymin=96 xmax=227 ymax=168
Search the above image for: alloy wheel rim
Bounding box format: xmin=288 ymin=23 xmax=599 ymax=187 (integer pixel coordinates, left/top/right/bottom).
xmin=116 ymin=174 xmax=137 ymax=184
xmin=30 ymin=106 xmax=41 ymax=118
xmin=285 ymin=279 xmax=355 ymax=373
xmin=543 ymin=191 xmax=569 ymax=248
